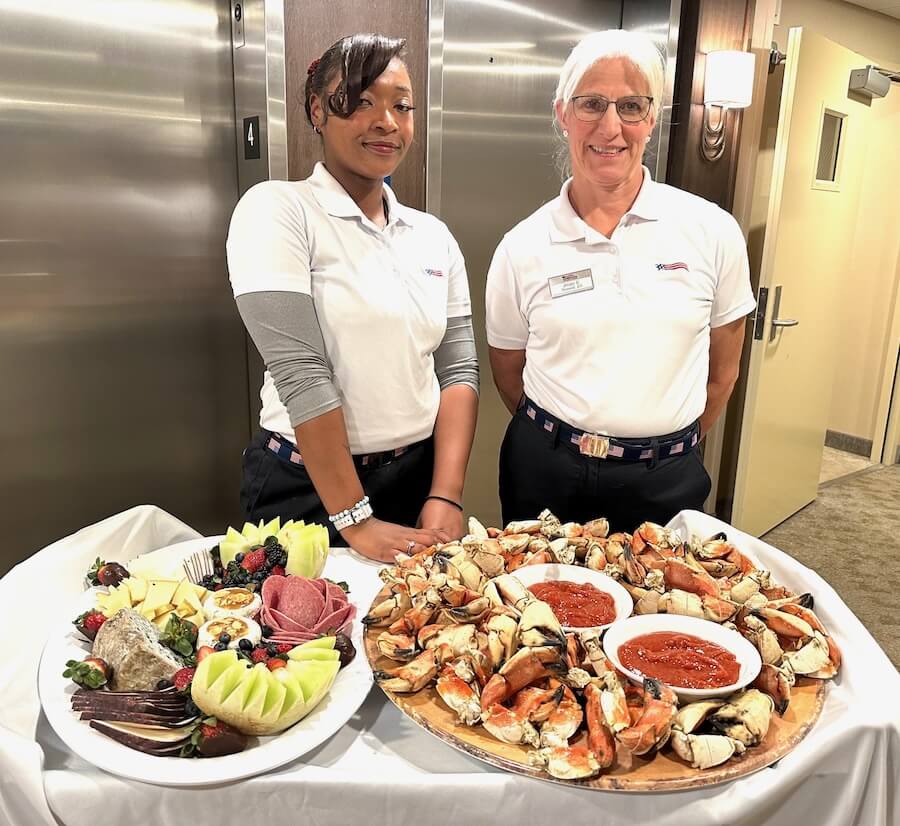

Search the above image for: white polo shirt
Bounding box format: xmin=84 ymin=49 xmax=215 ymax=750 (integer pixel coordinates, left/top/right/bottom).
xmin=485 ymin=168 xmax=755 ymax=438
xmin=227 ymin=163 xmax=471 ymax=453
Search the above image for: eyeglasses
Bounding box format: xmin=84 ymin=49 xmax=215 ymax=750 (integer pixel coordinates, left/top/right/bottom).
xmin=570 ymin=95 xmax=653 ymax=124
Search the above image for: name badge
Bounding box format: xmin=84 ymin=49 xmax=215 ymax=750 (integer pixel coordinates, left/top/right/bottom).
xmin=547 ymin=269 xmax=594 ymax=299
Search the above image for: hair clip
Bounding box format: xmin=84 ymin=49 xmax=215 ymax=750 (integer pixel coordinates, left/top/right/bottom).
xmin=307 ymin=57 xmax=321 ymax=77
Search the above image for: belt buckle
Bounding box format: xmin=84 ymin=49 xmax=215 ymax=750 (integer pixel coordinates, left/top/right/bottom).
xmin=578 ymin=432 xmax=610 ymax=459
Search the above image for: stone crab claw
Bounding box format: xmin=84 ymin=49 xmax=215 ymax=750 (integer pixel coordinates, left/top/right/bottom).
xmin=548 ymin=537 xmax=576 ymax=565
xmin=362 ymin=585 xmax=411 ymax=627
xmin=435 ymin=661 xmax=482 ymax=726
xmin=663 ymin=558 xmax=721 ymax=598
xmin=481 ymin=704 xmax=541 ymax=747
xmin=583 ymin=518 xmax=610 ymax=539
xmin=479 ymin=645 xmax=568 ymax=711
xmin=752 ymin=663 xmax=794 ymax=714
xmin=529 ymin=745 xmax=601 ymax=780
xmin=538 ymin=508 xmax=565 ymax=539
xmin=782 ymin=631 xmax=836 ymax=678
xmin=463 ymin=538 xmax=506 ymax=578
xmin=538 ymin=683 xmax=583 ymax=747
xmin=376 ymin=631 xmax=418 ymax=662
xmin=374 ymin=645 xmax=450 ymax=693
xmin=708 ymin=689 xmax=774 ymax=747
xmin=615 ymin=678 xmax=678 ymax=755
xmin=670 ymin=731 xmax=746 ymax=770
xmin=502 ymin=519 xmax=542 ymax=535
xmin=519 ymin=599 xmax=567 ymax=650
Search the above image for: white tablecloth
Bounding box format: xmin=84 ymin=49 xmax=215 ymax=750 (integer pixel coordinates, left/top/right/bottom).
xmin=2 ymin=506 xmax=898 ymax=826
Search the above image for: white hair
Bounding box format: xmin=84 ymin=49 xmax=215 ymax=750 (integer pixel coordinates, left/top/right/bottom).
xmin=554 ymin=30 xmax=664 ymax=120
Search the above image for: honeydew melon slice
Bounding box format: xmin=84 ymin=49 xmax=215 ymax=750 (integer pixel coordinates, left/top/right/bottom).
xmin=207 ymin=659 xmax=249 ymax=704
xmin=197 ymin=650 xmax=237 ymax=690
xmin=292 ymin=636 xmax=335 ymax=651
xmin=272 ymin=668 xmax=305 ymax=717
xmin=240 ymin=664 xmax=271 ymax=720
xmin=260 ymin=673 xmax=287 ymax=724
xmin=287 ymin=648 xmax=341 ymax=663
xmin=286 ymin=659 xmax=340 ymax=707
xmin=220 ymin=663 xmax=262 ymax=716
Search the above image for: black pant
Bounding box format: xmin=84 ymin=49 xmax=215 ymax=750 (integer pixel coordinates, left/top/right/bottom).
xmin=239 ymin=431 xmax=434 ymax=544
xmin=499 ymin=408 xmax=711 ymax=534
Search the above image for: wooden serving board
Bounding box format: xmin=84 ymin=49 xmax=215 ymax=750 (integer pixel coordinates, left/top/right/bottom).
xmin=363 ymin=589 xmax=826 ymax=792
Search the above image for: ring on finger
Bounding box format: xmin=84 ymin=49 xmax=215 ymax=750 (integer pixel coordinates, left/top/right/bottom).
xmin=406 ymin=540 xmax=416 ymax=553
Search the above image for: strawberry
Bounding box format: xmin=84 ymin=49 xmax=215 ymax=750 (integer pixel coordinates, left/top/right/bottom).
xmin=63 ymin=657 xmax=110 ymax=689
xmin=73 ymin=610 xmax=107 ymax=641
xmin=266 ymin=658 xmax=287 ymax=671
xmin=86 ymin=557 xmax=129 ymax=587
xmin=270 ymin=565 xmax=286 ymax=577
xmin=275 ymin=643 xmax=293 ymax=654
xmin=194 ymin=718 xmax=247 ymax=757
xmin=239 ymin=548 xmax=266 ymax=574
xmin=195 ymin=646 xmax=215 ymax=663
xmin=172 ymin=667 xmax=196 ymax=692
xmin=251 ymin=647 xmax=269 ymax=664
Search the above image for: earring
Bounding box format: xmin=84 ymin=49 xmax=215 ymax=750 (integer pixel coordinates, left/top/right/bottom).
xmin=314 ymin=125 xmax=321 ymax=135
xmin=563 ymin=129 xmax=569 ymax=138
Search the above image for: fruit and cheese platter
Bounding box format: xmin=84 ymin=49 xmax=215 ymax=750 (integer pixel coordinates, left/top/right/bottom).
xmin=363 ymin=510 xmax=834 ymax=791
xmin=38 ymin=519 xmax=374 ymax=786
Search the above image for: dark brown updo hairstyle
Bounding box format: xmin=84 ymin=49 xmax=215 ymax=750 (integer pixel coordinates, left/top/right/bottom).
xmin=304 ymin=33 xmax=407 ymax=128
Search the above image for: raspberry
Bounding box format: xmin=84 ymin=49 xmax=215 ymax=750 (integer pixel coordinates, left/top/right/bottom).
xmin=270 ymin=565 xmax=286 ymax=577
xmin=172 ymin=667 xmax=195 ymax=692
xmin=240 ymin=548 xmax=266 ymax=574
xmin=276 ymin=643 xmax=293 ymax=654
xmin=251 ymin=647 xmax=269 ymax=663
xmin=266 ymin=658 xmax=287 ymax=671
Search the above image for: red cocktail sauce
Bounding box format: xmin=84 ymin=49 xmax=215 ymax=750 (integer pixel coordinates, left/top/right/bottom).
xmin=617 ymin=632 xmax=740 ymax=689
xmin=527 ymin=581 xmax=616 ymax=627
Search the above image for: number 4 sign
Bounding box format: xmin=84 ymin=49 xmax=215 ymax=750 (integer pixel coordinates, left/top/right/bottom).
xmin=243 ymin=116 xmax=260 ymax=160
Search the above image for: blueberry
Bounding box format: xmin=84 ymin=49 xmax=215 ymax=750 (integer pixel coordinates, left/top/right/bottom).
xmin=214 ymin=642 xmax=227 ymax=651
xmin=262 ymin=625 xmax=273 ymax=637
xmin=219 ymin=633 xmax=231 ymax=645
xmin=156 ymin=679 xmax=173 ymax=690
xmin=235 ymin=552 xmax=245 ymax=563
xmin=238 ymin=638 xmax=253 ymax=651
xmin=266 ymin=645 xmax=277 ymax=657
xmin=185 ymin=698 xmax=200 ymax=717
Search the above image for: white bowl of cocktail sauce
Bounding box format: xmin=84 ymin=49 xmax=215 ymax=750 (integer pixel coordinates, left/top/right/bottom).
xmin=511 ymin=563 xmax=633 ymax=635
xmin=603 ymin=613 xmax=762 ymax=702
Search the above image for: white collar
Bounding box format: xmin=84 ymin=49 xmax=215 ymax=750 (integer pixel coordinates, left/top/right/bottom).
xmin=308 ymin=162 xmax=414 ymax=229
xmin=548 ymin=166 xmax=659 ymax=243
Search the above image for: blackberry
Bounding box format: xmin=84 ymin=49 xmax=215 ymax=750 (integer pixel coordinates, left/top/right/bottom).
xmin=264 ymin=536 xmax=280 ymax=548
xmin=266 ymin=645 xmax=277 ymax=657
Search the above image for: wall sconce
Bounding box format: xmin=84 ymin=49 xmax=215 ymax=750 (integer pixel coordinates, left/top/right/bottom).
xmin=702 ymin=50 xmax=756 ymax=162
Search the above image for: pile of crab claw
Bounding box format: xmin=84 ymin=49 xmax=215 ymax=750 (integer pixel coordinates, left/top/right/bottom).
xmin=364 ymin=509 xmax=842 ymax=781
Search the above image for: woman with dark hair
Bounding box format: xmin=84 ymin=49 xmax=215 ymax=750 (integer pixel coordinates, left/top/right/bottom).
xmin=227 ymin=34 xmax=478 ymax=563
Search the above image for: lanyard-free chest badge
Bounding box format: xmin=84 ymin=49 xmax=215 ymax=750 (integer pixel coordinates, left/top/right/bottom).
xmin=548 ymin=268 xmax=594 ymax=299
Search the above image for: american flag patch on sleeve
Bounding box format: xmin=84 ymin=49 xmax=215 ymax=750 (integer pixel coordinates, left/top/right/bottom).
xmin=656 ymin=262 xmax=688 ymax=271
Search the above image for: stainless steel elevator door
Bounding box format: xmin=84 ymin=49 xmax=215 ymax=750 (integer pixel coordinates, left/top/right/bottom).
xmin=0 ymin=0 xmax=249 ymax=570
xmin=434 ymin=0 xmax=624 ymax=527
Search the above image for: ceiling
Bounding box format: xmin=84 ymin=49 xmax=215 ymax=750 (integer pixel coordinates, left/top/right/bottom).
xmin=843 ymin=0 xmax=900 ymax=20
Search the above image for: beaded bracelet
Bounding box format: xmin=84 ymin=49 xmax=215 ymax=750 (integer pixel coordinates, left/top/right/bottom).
xmin=328 ymin=495 xmax=373 ymax=531
xmin=426 ymin=494 xmax=463 ymax=512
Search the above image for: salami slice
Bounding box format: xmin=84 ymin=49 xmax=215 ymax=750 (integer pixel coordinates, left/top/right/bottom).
xmin=259 ymin=574 xmax=355 ymax=641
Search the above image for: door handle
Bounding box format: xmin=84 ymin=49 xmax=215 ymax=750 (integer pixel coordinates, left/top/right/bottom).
xmin=769 ymin=285 xmax=799 ymax=341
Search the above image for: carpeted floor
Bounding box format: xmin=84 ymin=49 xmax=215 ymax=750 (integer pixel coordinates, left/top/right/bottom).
xmin=762 ymin=464 xmax=900 ymax=669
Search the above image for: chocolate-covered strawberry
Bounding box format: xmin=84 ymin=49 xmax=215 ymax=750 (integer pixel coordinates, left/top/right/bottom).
xmin=182 ymin=717 xmax=247 ymax=758
xmin=73 ymin=610 xmax=107 ymax=641
xmin=333 ymin=633 xmax=356 ymax=668
xmin=86 ymin=557 xmax=130 ymax=587
xmin=64 ymin=657 xmax=111 ymax=689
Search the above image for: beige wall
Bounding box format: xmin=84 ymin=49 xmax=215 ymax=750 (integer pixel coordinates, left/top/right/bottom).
xmin=775 ymin=0 xmax=900 ymax=65
xmin=771 ymin=1 xmax=900 ymax=442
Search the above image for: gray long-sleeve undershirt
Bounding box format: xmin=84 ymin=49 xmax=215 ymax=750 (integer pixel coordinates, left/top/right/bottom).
xmin=236 ymin=291 xmax=479 ymax=430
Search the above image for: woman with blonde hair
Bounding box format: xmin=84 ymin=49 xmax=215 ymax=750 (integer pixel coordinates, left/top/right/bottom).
xmin=486 ymin=29 xmax=754 ymax=531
